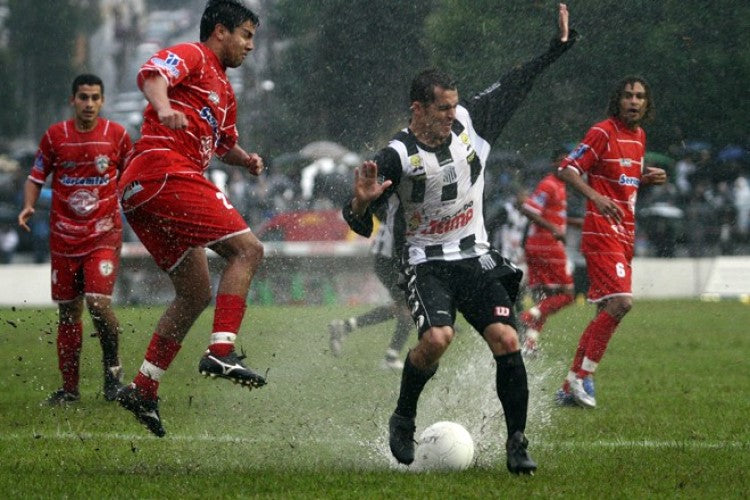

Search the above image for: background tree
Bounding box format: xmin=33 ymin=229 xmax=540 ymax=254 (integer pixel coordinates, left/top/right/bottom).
xmin=4 ymin=0 xmax=98 ymax=140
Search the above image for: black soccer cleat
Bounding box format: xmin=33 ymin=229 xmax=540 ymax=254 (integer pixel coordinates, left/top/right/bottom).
xmin=103 ymin=365 xmax=124 ymax=402
xmin=198 ymin=350 xmax=267 ymax=389
xmin=116 ymin=384 xmax=166 ymax=437
xmin=506 ymin=431 xmax=537 ymax=475
xmin=45 ymin=388 xmax=80 ymax=406
xmin=388 ymin=412 xmax=416 ymax=465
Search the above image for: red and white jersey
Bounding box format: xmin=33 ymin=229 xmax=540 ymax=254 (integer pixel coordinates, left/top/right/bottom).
xmin=559 ymin=117 xmax=646 ymax=256
xmin=523 ymin=173 xmax=567 ymax=254
xmin=128 ymin=42 xmax=239 ymax=178
xmin=30 ymin=118 xmax=131 ymax=256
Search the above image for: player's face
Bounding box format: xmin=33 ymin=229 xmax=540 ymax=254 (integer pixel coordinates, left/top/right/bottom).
xmin=618 ymin=82 xmax=648 ymax=128
xmin=417 ymin=86 xmax=458 ymax=145
xmin=71 ymin=84 xmax=103 ymax=131
xmin=220 ymin=20 xmax=256 ymax=68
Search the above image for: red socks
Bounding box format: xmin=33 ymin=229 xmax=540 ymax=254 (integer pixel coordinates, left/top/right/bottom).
xmin=133 ymin=333 xmax=182 ymax=400
xmin=572 ymin=310 xmax=620 ymax=377
xmin=57 ymin=322 xmax=83 ymax=393
xmin=208 ymin=294 xmax=246 ymax=357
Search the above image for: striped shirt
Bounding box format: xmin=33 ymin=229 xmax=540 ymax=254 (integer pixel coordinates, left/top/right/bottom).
xmin=559 ymin=117 xmax=646 ymax=255
xmin=30 ymin=118 xmax=131 ymax=256
xmin=128 ymin=42 xmax=238 ymax=177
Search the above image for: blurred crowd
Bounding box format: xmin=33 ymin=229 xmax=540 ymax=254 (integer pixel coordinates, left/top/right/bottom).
xmin=1 ymin=140 xmax=749 ymax=264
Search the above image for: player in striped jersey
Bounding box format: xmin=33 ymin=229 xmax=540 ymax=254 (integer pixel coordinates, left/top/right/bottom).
xmin=518 ymin=149 xmax=582 ymax=357
xmin=328 ymin=195 xmax=413 ymax=370
xmin=116 ymin=0 xmax=266 ymax=437
xmin=18 ymin=74 xmax=132 ymax=405
xmin=556 ymin=76 xmax=667 ymax=409
xmin=343 ymin=3 xmax=577 ymax=475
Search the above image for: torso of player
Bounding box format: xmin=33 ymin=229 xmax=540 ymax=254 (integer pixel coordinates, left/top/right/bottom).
xmin=524 ymin=173 xmax=567 ymax=251
xmin=563 ymin=117 xmax=645 ymax=253
xmin=130 ymin=42 xmax=238 ymax=176
xmin=389 ymin=106 xmax=490 ymax=264
xmin=31 ymin=119 xmax=129 ymax=255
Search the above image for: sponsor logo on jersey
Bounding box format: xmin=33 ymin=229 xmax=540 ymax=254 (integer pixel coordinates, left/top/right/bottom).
xmin=150 ymin=51 xmax=182 ymax=77
xmin=618 ymin=174 xmax=640 ymax=187
xmin=94 ymin=154 xmax=110 ymax=174
xmin=94 ymin=216 xmax=115 ymax=233
xmin=59 ymin=175 xmax=110 ymax=186
xmin=569 ymin=144 xmax=589 ymax=160
xmin=407 ymin=211 xmax=422 ymax=233
xmin=409 ymin=154 xmax=423 ymax=172
xmin=68 ymin=189 xmax=99 ymax=216
xmin=620 ymin=158 xmax=633 ymax=167
xmin=421 ymin=201 xmax=474 ymax=235
xmin=199 ymin=106 xmax=219 ymax=142
xmin=62 ymin=161 xmax=76 ymax=169
xmin=442 ymin=165 xmax=457 ymax=184
xmin=459 ymin=132 xmax=470 ymax=145
xmin=208 ymin=91 xmax=220 ymax=104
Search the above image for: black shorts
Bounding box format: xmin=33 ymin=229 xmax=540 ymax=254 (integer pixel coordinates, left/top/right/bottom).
xmin=373 ymin=255 xmax=403 ymax=303
xmin=403 ymin=249 xmax=522 ymax=336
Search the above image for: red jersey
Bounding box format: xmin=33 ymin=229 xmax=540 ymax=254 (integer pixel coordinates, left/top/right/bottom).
xmin=523 ymin=173 xmax=568 ymax=254
xmin=30 ymin=118 xmax=131 ymax=256
xmin=125 ymin=42 xmax=239 ymax=179
xmin=559 ymin=117 xmax=646 ymax=256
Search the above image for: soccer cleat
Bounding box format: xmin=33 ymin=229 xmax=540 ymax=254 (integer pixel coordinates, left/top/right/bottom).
xmin=45 ymin=388 xmax=80 ymax=406
xmin=328 ymin=319 xmax=346 ymax=357
xmin=103 ymin=365 xmax=124 ymax=401
xmin=198 ymin=350 xmax=266 ymax=389
xmin=556 ymin=376 xmax=595 ymax=407
xmin=116 ymin=384 xmax=165 ymax=437
xmin=506 ymin=431 xmax=537 ymax=475
xmin=388 ymin=412 xmax=416 ymax=465
xmin=570 ymin=377 xmax=597 ymax=409
xmin=521 ymin=331 xmax=540 ymax=359
xmin=381 ymin=349 xmax=404 ymax=370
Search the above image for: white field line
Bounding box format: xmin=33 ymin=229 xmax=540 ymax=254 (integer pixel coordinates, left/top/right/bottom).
xmin=1 ymin=432 xmax=747 ymax=450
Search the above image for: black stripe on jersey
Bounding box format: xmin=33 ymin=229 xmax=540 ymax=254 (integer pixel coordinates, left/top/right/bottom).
xmin=394 ymin=131 xmax=418 ymax=155
xmin=425 ymin=244 xmax=443 ymax=258
xmin=451 ymin=120 xmax=465 ymax=135
xmin=393 ymin=131 xmax=425 ymax=202
xmin=459 ymin=234 xmax=476 ymax=251
xmin=436 ymin=144 xmax=458 ymax=201
xmin=452 ymin=119 xmax=481 ymax=185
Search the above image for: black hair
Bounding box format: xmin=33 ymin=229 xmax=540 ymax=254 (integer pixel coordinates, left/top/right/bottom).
xmin=200 ymin=0 xmax=259 ymax=42
xmin=409 ymin=68 xmax=457 ymax=105
xmin=71 ymin=74 xmax=104 ymax=96
xmin=607 ymin=75 xmax=653 ymax=122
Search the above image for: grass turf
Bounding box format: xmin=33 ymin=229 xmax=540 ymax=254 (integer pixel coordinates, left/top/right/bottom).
xmin=0 ymin=300 xmax=748 ymax=498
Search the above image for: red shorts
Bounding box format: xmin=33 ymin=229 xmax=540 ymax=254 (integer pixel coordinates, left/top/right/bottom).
xmin=51 ymin=247 xmax=120 ymax=302
xmin=584 ymin=251 xmax=632 ymax=302
xmin=525 ymin=246 xmax=573 ymax=289
xmin=121 ymin=170 xmax=249 ymax=271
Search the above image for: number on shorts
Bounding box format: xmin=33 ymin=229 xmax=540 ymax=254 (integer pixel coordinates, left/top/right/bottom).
xmin=615 ymin=262 xmax=626 ymax=278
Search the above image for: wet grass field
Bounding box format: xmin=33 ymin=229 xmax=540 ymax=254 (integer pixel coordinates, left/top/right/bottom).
xmin=0 ymin=300 xmax=747 ymax=498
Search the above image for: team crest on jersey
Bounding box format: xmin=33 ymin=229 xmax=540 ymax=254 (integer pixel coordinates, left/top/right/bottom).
xmin=208 ymin=91 xmax=220 ymax=104
xmin=150 ymin=51 xmax=182 ymax=77
xmin=99 ymin=260 xmax=115 ymax=277
xmin=68 ymin=189 xmax=99 ymax=216
xmin=409 ymin=154 xmax=424 ymax=173
xmin=94 ymin=155 xmax=109 ymax=174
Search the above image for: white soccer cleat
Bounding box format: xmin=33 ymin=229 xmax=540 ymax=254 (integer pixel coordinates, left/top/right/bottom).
xmin=570 ymin=377 xmax=596 ymax=408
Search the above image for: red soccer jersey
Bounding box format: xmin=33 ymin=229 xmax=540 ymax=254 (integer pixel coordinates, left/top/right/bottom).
xmin=523 ymin=173 xmax=568 ymax=254
xmin=559 ymin=117 xmax=646 ymax=256
xmin=126 ymin=42 xmax=239 ymax=178
xmin=30 ymin=118 xmax=132 ymax=256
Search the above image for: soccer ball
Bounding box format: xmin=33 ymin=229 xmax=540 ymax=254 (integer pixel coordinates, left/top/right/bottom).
xmin=412 ymin=421 xmax=475 ymax=471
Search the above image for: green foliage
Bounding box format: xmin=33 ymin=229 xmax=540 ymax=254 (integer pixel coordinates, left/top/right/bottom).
xmin=5 ymin=0 xmax=100 ymax=139
xmin=0 ymin=300 xmax=747 ymax=497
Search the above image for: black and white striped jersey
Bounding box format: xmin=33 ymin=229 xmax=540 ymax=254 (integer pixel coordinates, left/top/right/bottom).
xmin=344 ymin=33 xmax=578 ymax=266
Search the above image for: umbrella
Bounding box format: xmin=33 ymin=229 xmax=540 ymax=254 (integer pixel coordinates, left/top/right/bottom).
xmin=299 ymin=141 xmax=351 ymax=161
xmin=717 ymin=145 xmax=748 ymax=163
xmin=644 ymin=151 xmax=675 ymax=167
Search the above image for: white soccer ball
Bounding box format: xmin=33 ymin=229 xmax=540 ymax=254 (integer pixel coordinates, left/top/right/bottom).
xmin=413 ymin=421 xmax=475 ymax=472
